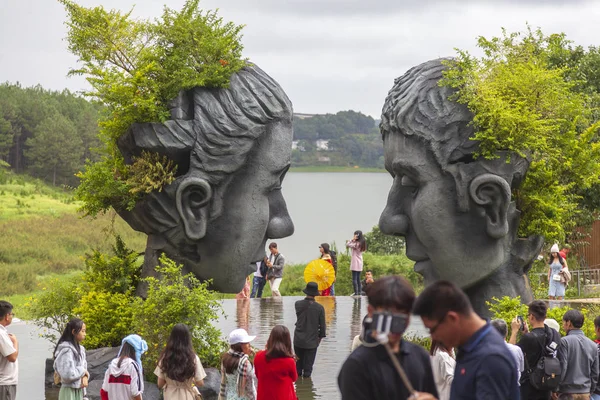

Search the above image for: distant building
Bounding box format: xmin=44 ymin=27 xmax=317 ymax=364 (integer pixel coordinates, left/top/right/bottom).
xmin=294 ymin=113 xmax=316 ymax=119
xmin=317 ymin=156 xmax=331 ymax=163
xmin=315 ymin=139 xmax=329 ymax=151
xmin=292 ymin=140 xmax=299 ymax=150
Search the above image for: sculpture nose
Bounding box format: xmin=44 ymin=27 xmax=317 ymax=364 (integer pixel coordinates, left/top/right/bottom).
xmin=266 ymin=190 xmax=295 ymax=239
xmin=379 ymin=206 xmax=409 ymax=236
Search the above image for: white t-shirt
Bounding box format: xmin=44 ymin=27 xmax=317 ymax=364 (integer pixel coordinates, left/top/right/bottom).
xmin=0 ymin=325 xmax=18 ymax=385
xmin=254 ymin=261 xmax=263 ymax=278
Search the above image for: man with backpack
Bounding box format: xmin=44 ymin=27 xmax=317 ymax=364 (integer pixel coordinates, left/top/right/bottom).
xmin=555 ymin=310 xmax=598 ymax=399
xmin=510 ymin=300 xmax=561 ymax=400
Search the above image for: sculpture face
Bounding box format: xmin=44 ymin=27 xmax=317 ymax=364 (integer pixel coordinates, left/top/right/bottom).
xmin=379 ymin=133 xmax=507 ymax=288
xmin=191 ymin=120 xmax=294 ymax=290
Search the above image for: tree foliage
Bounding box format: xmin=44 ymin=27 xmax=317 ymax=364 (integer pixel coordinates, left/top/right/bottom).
xmin=0 ymin=83 xmax=101 ymax=186
xmin=441 ymin=27 xmax=600 ymax=242
xmin=59 ymin=0 xmax=247 ymax=216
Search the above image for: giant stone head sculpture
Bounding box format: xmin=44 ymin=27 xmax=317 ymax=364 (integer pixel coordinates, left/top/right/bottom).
xmin=378 ymin=59 xmax=543 ymax=316
xmin=117 ymin=65 xmax=295 ymax=293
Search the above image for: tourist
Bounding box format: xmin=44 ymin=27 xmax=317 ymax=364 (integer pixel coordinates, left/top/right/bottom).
xmin=54 ymin=318 xmax=88 ymax=400
xmin=294 ymin=282 xmax=326 ymax=378
xmin=430 ymin=340 xmax=455 ymax=400
xmin=592 ymin=316 xmax=600 ymax=400
xmin=0 ymin=301 xmax=18 ymax=400
xmin=491 ymin=319 xmax=524 ymax=385
xmin=250 ymin=258 xmax=267 ymax=299
xmin=318 ymin=243 xmax=334 ymax=296
xmin=254 ymin=325 xmax=297 ymax=400
xmin=101 ymin=334 xmax=147 ymax=400
xmin=345 ymin=230 xmax=366 ymax=296
xmin=219 ymin=328 xmax=257 ymax=400
xmin=338 ymin=276 xmax=438 ymax=400
xmin=266 ymin=242 xmax=285 ymax=297
xmin=509 ymin=300 xmax=560 ymax=400
xmin=556 ymin=309 xmax=598 ymax=398
xmin=155 ymin=324 xmax=207 ymax=399
xmin=361 ymin=270 xmax=374 ymax=295
xmin=413 ymin=280 xmax=519 ymax=400
xmin=548 ymin=243 xmax=568 ymax=300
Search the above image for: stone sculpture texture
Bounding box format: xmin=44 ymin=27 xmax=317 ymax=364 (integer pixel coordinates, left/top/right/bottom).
xmin=378 ymin=59 xmax=543 ymax=316
xmin=117 ymin=65 xmax=295 ymax=294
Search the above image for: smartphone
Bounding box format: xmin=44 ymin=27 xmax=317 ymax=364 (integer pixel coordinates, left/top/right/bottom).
xmin=517 ymin=315 xmax=525 ymax=331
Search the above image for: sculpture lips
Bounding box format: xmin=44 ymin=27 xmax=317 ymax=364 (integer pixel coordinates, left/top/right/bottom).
xmin=413 ymin=259 xmax=431 ymax=274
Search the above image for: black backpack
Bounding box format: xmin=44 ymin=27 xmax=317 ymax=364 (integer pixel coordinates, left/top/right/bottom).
xmin=259 ymin=260 xmax=268 ymax=277
xmin=527 ymin=327 xmax=561 ymax=391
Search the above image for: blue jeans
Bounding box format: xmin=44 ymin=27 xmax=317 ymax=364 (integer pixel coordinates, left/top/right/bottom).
xmin=591 ymin=394 xmax=600 ymax=400
xmin=352 ymin=271 xmax=361 ymax=295
xmin=330 ymin=283 xmax=335 ymax=296
xmin=250 ymin=276 xmax=266 ymax=298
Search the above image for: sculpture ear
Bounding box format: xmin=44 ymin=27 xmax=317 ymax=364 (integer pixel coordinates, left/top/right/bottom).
xmin=176 ymin=177 xmax=213 ymax=240
xmin=469 ymin=174 xmax=511 ymax=239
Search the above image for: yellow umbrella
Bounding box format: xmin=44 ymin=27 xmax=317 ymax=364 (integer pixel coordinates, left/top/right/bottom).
xmin=304 ymin=259 xmax=335 ymax=291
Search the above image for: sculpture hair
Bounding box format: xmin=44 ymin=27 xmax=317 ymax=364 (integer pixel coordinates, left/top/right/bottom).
xmin=380 ymin=58 xmax=528 ymax=212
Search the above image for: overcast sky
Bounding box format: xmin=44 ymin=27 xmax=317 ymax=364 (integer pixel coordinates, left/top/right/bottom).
xmin=1 ymin=0 xmax=599 ymax=117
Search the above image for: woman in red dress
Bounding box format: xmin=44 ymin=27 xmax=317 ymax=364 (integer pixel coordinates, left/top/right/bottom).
xmin=254 ymin=325 xmax=297 ymax=400
xmin=319 ymin=243 xmax=333 ymax=296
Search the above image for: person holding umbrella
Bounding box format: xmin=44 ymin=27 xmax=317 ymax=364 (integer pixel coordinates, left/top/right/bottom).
xmin=293 ymin=282 xmax=326 ymax=378
xmin=318 ymin=243 xmax=334 ymax=296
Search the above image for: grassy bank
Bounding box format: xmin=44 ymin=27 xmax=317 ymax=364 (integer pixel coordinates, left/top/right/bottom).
xmin=289 ymin=166 xmax=386 ymax=173
xmin=0 ymin=172 xmax=146 ymax=297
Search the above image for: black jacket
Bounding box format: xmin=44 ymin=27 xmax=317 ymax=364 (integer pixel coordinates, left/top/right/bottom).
xmin=293 ymin=297 xmax=326 ymax=349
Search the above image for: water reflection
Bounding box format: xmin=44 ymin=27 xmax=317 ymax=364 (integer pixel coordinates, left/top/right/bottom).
xmin=218 ymin=296 xmax=428 ymax=400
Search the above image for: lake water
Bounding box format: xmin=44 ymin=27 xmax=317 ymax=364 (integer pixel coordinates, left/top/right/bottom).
xmin=14 ymin=297 xmax=428 ymax=400
xmin=276 ymin=172 xmax=391 ymax=264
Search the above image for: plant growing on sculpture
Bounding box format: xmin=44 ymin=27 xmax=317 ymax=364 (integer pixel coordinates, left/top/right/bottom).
xmin=59 ymin=0 xmax=246 ymax=216
xmin=133 ymin=255 xmax=226 ymax=376
xmin=441 ymin=27 xmax=600 ymax=243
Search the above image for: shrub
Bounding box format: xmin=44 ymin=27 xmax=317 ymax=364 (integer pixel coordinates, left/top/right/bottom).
xmin=26 ymin=276 xmax=83 ymax=343
xmin=133 ymin=255 xmax=226 ymax=377
xmin=74 ymin=291 xmax=138 ymax=348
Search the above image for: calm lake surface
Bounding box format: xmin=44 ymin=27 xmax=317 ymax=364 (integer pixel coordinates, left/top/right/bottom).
xmin=277 ymin=172 xmax=391 ymax=263
xmin=15 ymin=297 xmax=428 ymax=400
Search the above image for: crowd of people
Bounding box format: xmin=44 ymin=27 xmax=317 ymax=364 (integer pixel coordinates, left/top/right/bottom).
xmin=243 ymin=230 xmax=369 ymax=300
xmin=2 ymin=238 xmax=599 ymax=400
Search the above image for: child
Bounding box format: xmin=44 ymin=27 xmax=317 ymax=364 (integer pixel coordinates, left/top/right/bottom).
xmin=54 ymin=318 xmax=88 ymax=400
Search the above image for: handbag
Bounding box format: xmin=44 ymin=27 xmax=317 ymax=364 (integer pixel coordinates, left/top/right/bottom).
xmin=188 ymin=385 xmax=203 ymax=400
xmin=53 ymin=371 xmax=61 ymax=386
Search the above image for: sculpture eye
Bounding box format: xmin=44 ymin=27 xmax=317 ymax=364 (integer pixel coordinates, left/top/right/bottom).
xmin=400 ymin=175 xmax=418 ymax=196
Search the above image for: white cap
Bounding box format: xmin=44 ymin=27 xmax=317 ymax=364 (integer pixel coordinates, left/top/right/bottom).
xmin=545 ymin=318 xmax=560 ymax=333
xmin=550 ymin=244 xmax=560 ymax=253
xmin=229 ymin=328 xmax=256 ymax=345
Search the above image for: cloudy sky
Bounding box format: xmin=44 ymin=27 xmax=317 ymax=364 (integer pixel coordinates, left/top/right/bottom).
xmin=1 ymin=0 xmax=599 ymax=117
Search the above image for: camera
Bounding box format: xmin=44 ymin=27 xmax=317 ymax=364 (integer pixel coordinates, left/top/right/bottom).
xmin=517 ymin=315 xmax=525 ymax=331
xmin=361 ymin=311 xmax=409 ymax=344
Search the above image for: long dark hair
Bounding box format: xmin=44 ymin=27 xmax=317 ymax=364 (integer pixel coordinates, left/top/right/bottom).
xmin=354 ymin=230 xmax=367 ymax=252
xmin=265 ymin=325 xmax=295 ymax=360
xmin=118 ymin=341 xmax=136 ymax=368
xmin=320 ymin=243 xmax=330 ymax=255
xmin=54 ymin=318 xmax=84 ymax=360
xmin=548 ymin=253 xmax=565 ymax=266
xmin=430 ymin=339 xmax=452 ymax=356
xmin=159 ymin=324 xmax=197 ymax=381
xmin=221 ymin=343 xmax=244 ymax=374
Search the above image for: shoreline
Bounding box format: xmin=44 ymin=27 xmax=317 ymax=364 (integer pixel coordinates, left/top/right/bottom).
xmin=289 ymin=166 xmax=386 ymax=173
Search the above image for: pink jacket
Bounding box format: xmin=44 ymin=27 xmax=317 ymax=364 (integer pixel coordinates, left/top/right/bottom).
xmin=346 ymin=240 xmax=364 ymax=272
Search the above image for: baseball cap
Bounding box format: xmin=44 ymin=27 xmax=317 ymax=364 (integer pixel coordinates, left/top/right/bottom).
xmin=229 ymin=328 xmax=256 ymax=345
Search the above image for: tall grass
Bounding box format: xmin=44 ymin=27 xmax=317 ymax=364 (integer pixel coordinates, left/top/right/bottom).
xmin=0 ymin=213 xmax=146 ymax=296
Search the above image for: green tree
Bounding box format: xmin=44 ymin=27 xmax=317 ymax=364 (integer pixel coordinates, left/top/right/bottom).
xmin=364 ymin=225 xmax=405 ymax=255
xmin=25 ymin=113 xmax=83 ymax=186
xmin=59 ymin=0 xmax=247 ymax=216
xmin=441 ymin=27 xmax=600 ymax=242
